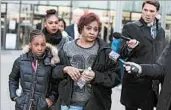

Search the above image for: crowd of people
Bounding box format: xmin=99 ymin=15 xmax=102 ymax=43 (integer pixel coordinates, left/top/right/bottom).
xmin=8 ymin=0 xmax=171 ymax=110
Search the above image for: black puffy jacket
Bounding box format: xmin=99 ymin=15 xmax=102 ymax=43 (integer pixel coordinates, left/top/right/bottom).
xmin=9 ymin=44 xmax=60 ymax=110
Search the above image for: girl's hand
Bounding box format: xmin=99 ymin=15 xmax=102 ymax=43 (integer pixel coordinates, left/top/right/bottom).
xmin=46 ymin=98 xmax=53 ymax=107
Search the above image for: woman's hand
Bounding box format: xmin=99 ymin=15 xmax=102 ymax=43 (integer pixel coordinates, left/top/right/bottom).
xmin=63 ymin=66 xmax=81 ymax=81
xmin=82 ymin=70 xmax=95 ymax=82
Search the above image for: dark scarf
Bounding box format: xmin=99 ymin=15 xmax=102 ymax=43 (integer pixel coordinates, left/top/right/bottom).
xmin=42 ymin=28 xmax=62 ymax=45
xmin=139 ymin=17 xmax=158 ymax=38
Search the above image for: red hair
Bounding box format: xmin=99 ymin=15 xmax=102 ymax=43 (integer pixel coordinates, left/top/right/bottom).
xmin=78 ymin=12 xmax=101 ymax=34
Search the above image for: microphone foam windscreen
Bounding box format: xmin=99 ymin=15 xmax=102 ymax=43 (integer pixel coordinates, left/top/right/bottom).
xmin=113 ymin=32 xmax=121 ymax=39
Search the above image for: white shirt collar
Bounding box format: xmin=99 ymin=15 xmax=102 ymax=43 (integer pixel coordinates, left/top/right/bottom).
xmin=74 ymin=23 xmax=80 ymax=39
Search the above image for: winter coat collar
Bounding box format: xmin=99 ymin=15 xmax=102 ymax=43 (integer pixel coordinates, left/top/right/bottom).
xmin=96 ymin=38 xmax=110 ymax=51
xmin=22 ymin=43 xmax=60 ymax=65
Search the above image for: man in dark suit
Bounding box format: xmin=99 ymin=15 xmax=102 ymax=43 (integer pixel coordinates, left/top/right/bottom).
xmin=65 ymin=8 xmax=84 ymax=39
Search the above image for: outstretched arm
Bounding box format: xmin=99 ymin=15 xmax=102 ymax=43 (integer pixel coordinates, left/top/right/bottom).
xmin=124 ymin=42 xmax=170 ymax=79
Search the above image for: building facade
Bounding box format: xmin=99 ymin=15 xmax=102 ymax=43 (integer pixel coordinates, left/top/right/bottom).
xmin=1 ymin=1 xmax=171 ymax=49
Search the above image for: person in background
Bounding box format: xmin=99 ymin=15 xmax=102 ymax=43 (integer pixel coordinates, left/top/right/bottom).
xmin=58 ymin=18 xmax=67 ymax=32
xmin=9 ymin=29 xmax=59 ymax=110
xmin=52 ymin=12 xmax=120 ymax=110
xmin=42 ymin=9 xmax=70 ymax=51
xmin=58 ymin=18 xmax=73 ymax=41
xmin=119 ymin=1 xmax=166 ymax=110
xmin=65 ymin=8 xmax=84 ymax=39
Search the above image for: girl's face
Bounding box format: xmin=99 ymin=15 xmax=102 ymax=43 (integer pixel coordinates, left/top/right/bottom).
xmin=58 ymin=21 xmax=65 ymax=31
xmin=30 ymin=35 xmax=46 ymax=57
xmin=81 ymin=21 xmax=99 ymax=42
xmin=45 ymin=15 xmax=59 ymax=34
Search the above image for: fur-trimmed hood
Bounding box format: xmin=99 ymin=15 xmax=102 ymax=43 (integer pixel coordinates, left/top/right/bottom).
xmin=22 ymin=43 xmax=60 ymax=65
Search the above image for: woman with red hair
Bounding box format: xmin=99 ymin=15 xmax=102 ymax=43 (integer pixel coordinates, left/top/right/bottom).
xmin=52 ymin=12 xmax=121 ymax=110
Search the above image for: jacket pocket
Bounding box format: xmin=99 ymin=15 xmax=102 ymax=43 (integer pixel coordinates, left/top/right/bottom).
xmin=15 ymin=94 xmax=27 ymax=109
xmin=37 ymin=96 xmax=48 ymax=110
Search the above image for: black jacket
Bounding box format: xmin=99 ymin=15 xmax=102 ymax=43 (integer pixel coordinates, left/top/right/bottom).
xmin=9 ymin=44 xmax=59 ymax=110
xmin=120 ymin=17 xmax=166 ymax=108
xmin=65 ymin=24 xmax=75 ymax=39
xmin=52 ymin=38 xmax=121 ymax=110
xmin=141 ymin=42 xmax=171 ymax=110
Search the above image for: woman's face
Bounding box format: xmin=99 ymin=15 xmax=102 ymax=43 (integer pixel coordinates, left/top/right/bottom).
xmin=58 ymin=21 xmax=65 ymax=32
xmin=81 ymin=21 xmax=99 ymax=42
xmin=45 ymin=15 xmax=59 ymax=34
xmin=30 ymin=35 xmax=46 ymax=57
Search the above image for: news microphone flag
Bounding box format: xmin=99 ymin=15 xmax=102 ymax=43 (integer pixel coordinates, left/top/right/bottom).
xmin=109 ymin=50 xmax=120 ymax=62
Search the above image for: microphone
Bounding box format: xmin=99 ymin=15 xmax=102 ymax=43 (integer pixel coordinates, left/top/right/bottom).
xmin=109 ymin=50 xmax=125 ymax=63
xmin=109 ymin=50 xmax=140 ymax=73
xmin=113 ymin=32 xmax=131 ymax=41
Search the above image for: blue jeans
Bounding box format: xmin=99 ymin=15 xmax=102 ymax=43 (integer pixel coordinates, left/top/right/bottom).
xmin=61 ymin=105 xmax=83 ymax=110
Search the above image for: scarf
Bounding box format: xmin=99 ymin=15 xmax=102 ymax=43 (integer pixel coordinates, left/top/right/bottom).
xmin=42 ymin=28 xmax=62 ymax=45
xmin=139 ymin=17 xmax=158 ymax=39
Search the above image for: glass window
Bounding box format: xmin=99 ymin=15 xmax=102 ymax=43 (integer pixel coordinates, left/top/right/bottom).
xmin=49 ymin=1 xmax=71 ymax=6
xmin=133 ymin=1 xmax=143 ymax=12
xmin=123 ymin=1 xmax=133 ymax=11
xmin=58 ymin=6 xmax=71 ymax=26
xmin=75 ymin=1 xmax=108 ymax=9
xmin=2 ymin=1 xmax=20 ymax=3
xmin=109 ymin=1 xmax=117 ymax=10
xmin=1 ymin=3 xmax=7 ymax=13
xmin=21 ymin=1 xmax=38 ymax=4
xmin=34 ymin=5 xmax=58 ymax=15
xmin=19 ymin=4 xmax=33 ymax=46
xmin=131 ymin=12 xmax=141 ymax=21
xmin=166 ymin=2 xmax=171 ymax=14
xmin=7 ymin=3 xmax=20 ymax=24
xmin=122 ymin=11 xmax=131 ymax=24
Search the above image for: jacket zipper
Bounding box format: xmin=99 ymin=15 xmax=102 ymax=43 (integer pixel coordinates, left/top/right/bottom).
xmin=28 ymin=60 xmax=38 ymax=110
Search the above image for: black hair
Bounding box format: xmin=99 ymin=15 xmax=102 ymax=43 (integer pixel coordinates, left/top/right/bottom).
xmin=29 ymin=29 xmax=45 ymax=42
xmin=142 ymin=0 xmax=160 ymax=11
xmin=45 ymin=9 xmax=58 ymax=22
xmin=58 ymin=18 xmax=66 ymax=30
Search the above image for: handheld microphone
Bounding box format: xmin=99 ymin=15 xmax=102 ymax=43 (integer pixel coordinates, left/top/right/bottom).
xmin=109 ymin=50 xmax=125 ymax=63
xmin=113 ymin=32 xmax=131 ymax=41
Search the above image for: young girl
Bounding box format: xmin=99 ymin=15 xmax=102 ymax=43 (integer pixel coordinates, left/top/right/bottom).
xmin=9 ymin=29 xmax=60 ymax=110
